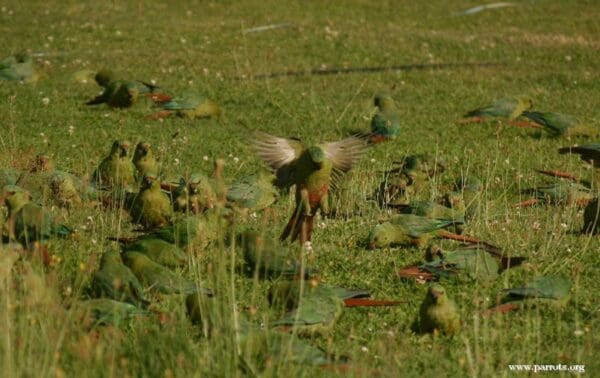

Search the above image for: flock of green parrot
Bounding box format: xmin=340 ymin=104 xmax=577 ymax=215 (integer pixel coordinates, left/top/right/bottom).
xmin=1 ymin=52 xmax=599 ymax=371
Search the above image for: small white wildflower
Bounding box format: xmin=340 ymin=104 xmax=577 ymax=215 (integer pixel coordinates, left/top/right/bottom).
xmin=228 ymin=153 xmax=233 ymax=158
xmin=203 ymin=155 xmax=209 ymax=161
xmin=150 ymin=79 xmax=157 ymax=85
xmin=317 ymin=221 xmax=326 ymax=229
xmin=115 ymin=30 xmax=122 ymax=36
xmin=573 ymin=329 xmax=584 ymax=337
xmin=233 ymin=157 xmax=239 ymax=163
xmin=174 ymin=158 xmax=180 ymax=166
xmin=180 ymin=37 xmax=187 ymax=44
xmin=370 ymin=158 xmax=376 ymax=163
xmin=532 ymin=221 xmax=541 ymax=230
xmin=250 ymin=212 xmax=257 ymax=219
xmin=47 ymin=35 xmax=54 ymax=42
xmin=187 ymin=80 xmax=194 ymax=85
xmin=565 ymin=55 xmax=572 ymax=62
xmin=560 ymin=223 xmax=568 ymax=229
xmin=68 ymin=125 xmax=75 ymax=135
xmin=42 ymin=97 xmax=50 ymax=105
xmin=103 ymin=113 xmax=110 ymax=118
xmin=202 ymin=68 xmax=209 ymax=75
xmin=361 ymin=346 xmax=368 ymax=353
xmin=64 ymin=286 xmax=72 ymax=296
xmin=92 ymin=239 xmax=97 ymax=244
xmin=303 ymin=241 xmax=313 ymax=253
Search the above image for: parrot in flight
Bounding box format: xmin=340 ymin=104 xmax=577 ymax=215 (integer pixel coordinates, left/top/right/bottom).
xmin=253 ymin=131 xmax=368 ymax=243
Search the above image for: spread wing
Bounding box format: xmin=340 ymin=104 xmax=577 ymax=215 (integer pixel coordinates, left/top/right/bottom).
xmin=323 ymin=135 xmax=368 ymax=187
xmin=252 ymin=131 xmax=304 ymax=170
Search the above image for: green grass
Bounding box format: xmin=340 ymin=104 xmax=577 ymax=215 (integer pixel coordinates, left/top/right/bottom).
xmin=1 ymin=0 xmax=599 ymax=376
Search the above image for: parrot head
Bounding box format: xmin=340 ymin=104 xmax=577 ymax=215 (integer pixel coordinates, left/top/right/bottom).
xmin=374 ymin=92 xmax=395 ymax=110
xmin=32 ymin=154 xmax=54 ymax=173
xmin=94 ymin=69 xmax=115 ymax=87
xmin=134 ymin=142 xmax=152 ymax=161
xmin=141 ymin=173 xmax=159 ymax=190
xmin=100 ymin=249 xmax=123 ymax=266
xmin=2 ymin=185 xmax=31 ymax=211
xmin=188 ymin=173 xmax=209 ymax=193
xmin=307 ymin=146 xmax=326 ymax=167
xmin=518 ymin=96 xmax=534 ymax=111
xmin=427 ymin=284 xmax=448 ymax=304
xmin=367 ymin=223 xmax=396 ymax=249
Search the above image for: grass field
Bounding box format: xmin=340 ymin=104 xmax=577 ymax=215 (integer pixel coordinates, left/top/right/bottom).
xmin=1 ymin=1 xmax=599 ymax=376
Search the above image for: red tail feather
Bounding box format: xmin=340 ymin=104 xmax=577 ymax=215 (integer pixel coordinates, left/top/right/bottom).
xmin=535 ymin=169 xmax=579 ymax=182
xmin=281 ymin=205 xmax=314 ymax=244
xmin=145 ymin=92 xmax=172 ymax=104
xmin=343 ymin=298 xmax=404 ymax=307
xmin=147 ymin=110 xmax=174 ymax=120
xmin=457 ymin=116 xmax=485 ymax=124
xmin=481 ymin=302 xmax=520 ymax=316
xmin=437 ymin=230 xmax=482 ymax=244
xmin=396 ymin=266 xmax=435 ymax=281
xmin=514 ymin=199 xmax=540 ymax=208
xmin=507 ymin=120 xmax=543 ymax=129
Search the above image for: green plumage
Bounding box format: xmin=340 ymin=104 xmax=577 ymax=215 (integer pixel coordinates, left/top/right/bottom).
xmin=128 ymin=174 xmax=173 ymax=229
xmin=523 ymin=111 xmax=598 ymax=138
xmin=3 ymin=185 xmax=72 ymax=247
xmin=418 ymin=284 xmax=460 ymax=335
xmin=122 ymin=251 xmax=209 ymax=295
xmin=398 ymin=200 xmax=465 ymax=232
xmin=93 ymin=140 xmax=136 ymax=190
xmin=464 ymin=96 xmax=533 ymax=120
xmin=500 ymin=275 xmax=571 ymax=310
xmin=0 ymin=52 xmax=36 ymax=82
xmin=77 ymin=298 xmax=151 ymax=326
xmin=522 ymin=181 xmax=592 ymax=206
xmin=159 ymin=93 xmax=221 ymax=119
xmin=254 ymin=132 xmax=367 ymax=243
xmin=368 ymin=214 xmax=455 ymax=248
xmin=226 ymin=171 xmax=278 ymax=212
xmin=420 ymin=248 xmax=499 ymax=282
xmin=122 ymin=238 xmax=188 ymax=268
xmin=173 ymin=173 xmax=216 ymax=214
xmin=133 ymin=142 xmax=160 ymax=181
xmin=91 ymin=249 xmax=148 ymax=306
xmin=239 ymin=231 xmax=317 ymax=279
xmin=370 ymin=93 xmax=401 ymax=141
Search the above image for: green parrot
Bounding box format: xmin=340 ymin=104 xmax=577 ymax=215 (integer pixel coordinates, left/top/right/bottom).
xmin=462 ymin=96 xmax=533 ymax=122
xmin=2 ymin=185 xmax=72 ymax=247
xmin=583 ymin=198 xmax=600 ymax=234
xmin=238 ymin=230 xmax=318 ymax=279
xmin=368 ymin=214 xmax=479 ymax=249
xmin=370 ymin=92 xmax=400 ymax=143
xmin=516 ymin=181 xmax=593 ymax=207
xmin=268 ymin=280 xmax=402 ymax=312
xmin=150 ymin=93 xmax=221 ymax=120
xmin=86 ymin=80 xmax=140 ymax=108
xmin=0 ymin=52 xmax=37 ymax=82
xmin=76 ymin=298 xmax=151 ymax=327
xmin=185 ymin=295 xmax=347 ymax=369
xmin=0 ymin=167 xmax=19 ymax=188
xmin=133 ymin=141 xmax=160 ymax=181
xmin=121 ymin=237 xmax=188 ymax=268
xmin=226 ymin=170 xmax=278 ymax=212
xmin=522 ymin=111 xmax=598 ymax=138
xmin=485 ymin=275 xmax=571 ymax=314
xmin=558 ymin=143 xmax=600 ymax=168
xmin=14 ymin=154 xmax=54 ymax=204
xmin=91 ymin=249 xmax=148 ymax=306
xmin=140 ymin=208 xmax=230 ymax=250
xmin=93 ymin=140 xmax=136 ymax=190
xmin=419 ymin=248 xmax=499 ymax=282
xmin=443 ymin=176 xmax=482 ymax=221
xmin=418 ymin=284 xmax=461 ymax=335
xmin=253 ymin=132 xmax=367 ymax=243
xmin=128 ymin=173 xmax=173 ymax=229
xmin=122 ymin=250 xmax=211 ymax=295
xmin=397 ymin=200 xmax=465 ymax=232
xmin=172 ymin=172 xmax=217 ymax=214
xmin=270 ymin=283 xmax=344 ymax=336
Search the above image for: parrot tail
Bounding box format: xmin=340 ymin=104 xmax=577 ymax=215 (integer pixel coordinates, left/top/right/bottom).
xmin=147 ymin=110 xmax=174 ymax=120
xmin=343 ymin=298 xmax=404 ymax=307
xmin=535 ymin=169 xmax=579 ymax=182
xmin=85 ymin=95 xmax=105 ymax=105
xmin=507 ymin=120 xmax=543 ymax=129
xmin=481 ymin=302 xmax=520 ymax=316
xmin=281 ymin=210 xmax=314 ymax=244
xmin=457 ymin=115 xmax=485 ymax=124
xmin=437 ymin=230 xmax=482 ymax=244
xmin=145 ymin=92 xmax=172 ymax=103
xmin=514 ymin=199 xmax=540 ymax=208
xmin=396 ymin=265 xmax=435 ymax=281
